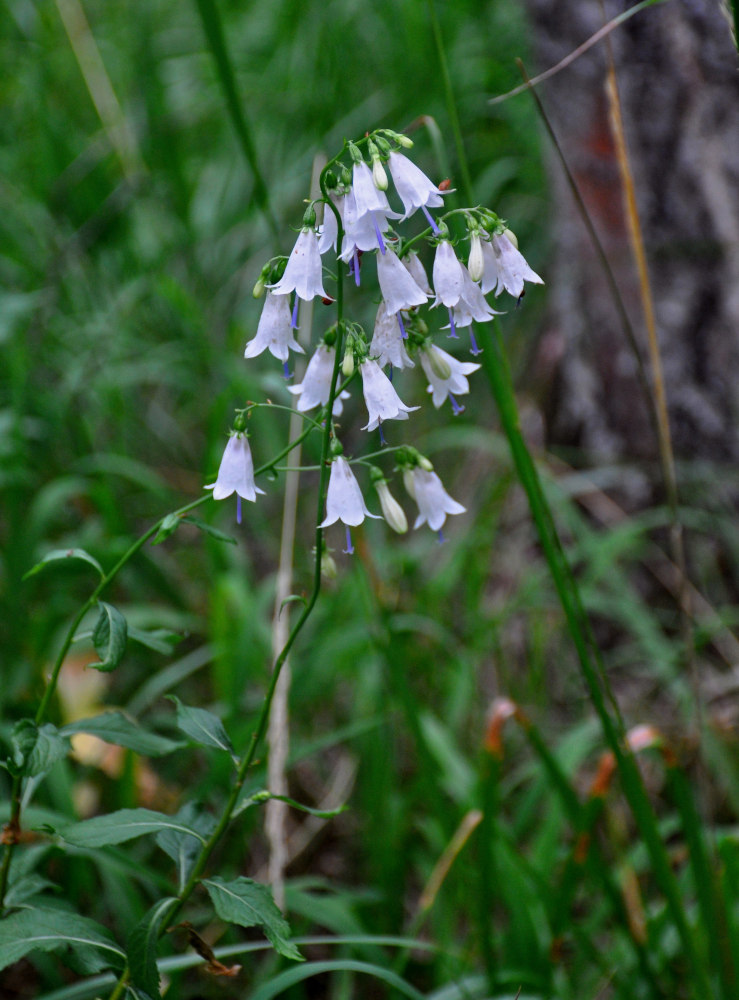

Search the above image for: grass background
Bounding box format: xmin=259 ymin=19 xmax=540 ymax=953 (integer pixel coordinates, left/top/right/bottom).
xmin=1 ymin=1 xmax=737 ymax=998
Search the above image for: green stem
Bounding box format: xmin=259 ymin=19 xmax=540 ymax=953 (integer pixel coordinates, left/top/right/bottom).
xmin=105 ymin=162 xmax=348 ymax=1000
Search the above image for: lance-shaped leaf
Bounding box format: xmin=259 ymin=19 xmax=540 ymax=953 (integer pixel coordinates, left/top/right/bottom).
xmin=87 ymin=601 xmax=127 ymax=672
xmin=127 ymin=896 xmax=176 ymax=997
xmin=10 ymin=721 xmax=69 ymax=778
xmin=168 ymin=695 xmax=236 ymax=761
xmin=61 ymin=808 xmax=209 ymax=848
xmin=203 ymin=876 xmax=303 ymax=961
xmin=156 ymin=802 xmax=216 ymax=892
xmin=22 ymin=547 xmax=104 ymax=581
xmin=61 ymin=712 xmax=184 ymax=758
xmin=0 ymin=908 xmax=125 ymax=973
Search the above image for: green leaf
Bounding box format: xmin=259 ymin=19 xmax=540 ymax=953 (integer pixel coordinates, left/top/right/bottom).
xmin=279 ymin=594 xmax=308 ymax=616
xmin=167 ymin=696 xmax=235 ymax=759
xmin=182 ymin=515 xmax=237 ymax=545
xmin=151 ymin=513 xmax=181 ymax=545
xmin=3 ymin=873 xmax=58 ymax=908
xmin=202 ymin=876 xmax=303 ymax=962
xmin=23 ymin=548 xmax=104 ymax=581
xmin=60 ymin=712 xmax=183 ymax=758
xmin=10 ymin=721 xmax=69 ymax=778
xmin=61 ymin=809 xmax=208 ymax=848
xmin=0 ymin=908 xmax=124 ymax=973
xmin=155 ymin=803 xmax=216 ymax=893
xmin=87 ymin=602 xmax=128 ymax=672
xmin=127 ymin=897 xmax=176 ymax=997
xmin=127 ymin=626 xmax=182 ymax=655
xmin=233 ymin=789 xmax=345 ymax=820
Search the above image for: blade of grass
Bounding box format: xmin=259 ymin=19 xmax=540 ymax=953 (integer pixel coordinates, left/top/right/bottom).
xmin=478 ymin=318 xmax=710 ymax=996
xmin=193 ymin=0 xmax=279 ymax=240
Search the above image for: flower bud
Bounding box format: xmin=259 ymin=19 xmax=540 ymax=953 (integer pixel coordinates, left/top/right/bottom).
xmin=402 ymin=467 xmax=416 ymax=500
xmin=427 ymin=345 xmax=452 ymax=381
xmin=252 ymin=275 xmax=266 ymax=298
xmin=321 ymin=551 xmax=338 ymax=580
xmin=341 ymin=349 xmax=355 ymax=378
xmin=233 ymin=412 xmax=247 ymax=433
xmin=396 ymin=134 xmax=414 ymax=148
xmin=372 ymin=157 xmax=388 ymax=191
xmin=503 ymin=228 xmax=518 ymax=249
xmin=468 ymin=232 xmax=484 ymax=282
xmin=375 ymin=479 xmax=408 ymax=534
xmin=418 ymin=455 xmax=434 ymax=472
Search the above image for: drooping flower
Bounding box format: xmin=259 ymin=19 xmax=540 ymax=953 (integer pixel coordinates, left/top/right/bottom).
xmin=387 ymin=151 xmax=446 ymax=219
xmin=244 ymin=291 xmax=305 ymax=362
xmin=352 ymin=160 xmax=394 ymax=218
xmin=340 ymin=191 xmax=395 ymax=261
xmin=370 ymin=301 xmax=414 ymax=370
xmin=480 ymin=231 xmax=543 ymax=299
xmin=432 ymin=240 xmax=465 ymax=308
xmin=288 ymin=343 xmax=350 ymax=414
xmin=419 ymin=344 xmax=480 ymax=409
xmin=441 ymin=264 xmax=501 ymax=346
xmin=318 ymin=192 xmax=346 ymax=255
xmin=409 ymin=467 xmax=465 ymax=532
xmin=206 ymin=433 xmax=265 ymax=523
xmin=404 ymin=251 xmax=432 ymax=295
xmin=376 ymin=246 xmax=428 ymax=314
xmin=320 ymin=456 xmax=381 ymax=527
xmin=268 ymin=228 xmax=327 ymax=301
xmin=360 ymin=359 xmax=418 ymax=431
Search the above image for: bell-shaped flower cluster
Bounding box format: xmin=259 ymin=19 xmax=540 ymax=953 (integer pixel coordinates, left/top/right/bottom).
xmin=208 ymin=128 xmax=543 ymax=553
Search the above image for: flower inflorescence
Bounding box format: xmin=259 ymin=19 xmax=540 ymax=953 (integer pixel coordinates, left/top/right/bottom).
xmin=207 ymin=129 xmax=543 ymax=554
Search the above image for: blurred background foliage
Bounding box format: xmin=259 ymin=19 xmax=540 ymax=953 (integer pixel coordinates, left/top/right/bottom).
xmin=1 ymin=0 xmax=738 ymax=998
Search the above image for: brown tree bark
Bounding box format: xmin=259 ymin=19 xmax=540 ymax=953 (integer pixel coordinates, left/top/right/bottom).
xmin=526 ymin=0 xmax=739 ymax=475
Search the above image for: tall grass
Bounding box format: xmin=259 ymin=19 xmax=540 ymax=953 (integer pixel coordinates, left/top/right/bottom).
xmin=1 ymin=1 xmax=737 ymax=999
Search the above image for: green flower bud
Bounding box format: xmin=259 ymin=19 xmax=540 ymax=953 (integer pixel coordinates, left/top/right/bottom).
xmin=233 ymin=412 xmax=247 ymax=433
xmin=396 ymin=134 xmax=414 ymax=148
xmin=302 ymin=204 xmax=317 ymax=228
xmin=418 ymin=455 xmax=434 ymax=472
xmin=402 ymin=467 xmax=416 ymax=500
xmin=426 ymin=344 xmax=452 ymax=381
xmin=503 ymin=228 xmax=518 ymax=248
xmin=321 ymin=551 xmax=338 ymax=580
xmin=341 ymin=348 xmax=354 ymax=378
xmin=329 ymin=439 xmax=344 ymax=458
xmin=252 ymin=275 xmax=266 ymax=298
xmin=468 ymin=232 xmax=484 ymax=282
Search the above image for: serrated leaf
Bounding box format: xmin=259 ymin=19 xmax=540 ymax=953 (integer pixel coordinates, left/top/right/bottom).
xmin=10 ymin=721 xmax=69 ymax=778
xmin=127 ymin=626 xmax=182 ymax=655
xmin=127 ymin=897 xmax=176 ymax=997
xmin=168 ymin=696 xmax=235 ymax=759
xmin=182 ymin=515 xmax=237 ymax=545
xmin=0 ymin=908 xmax=124 ymax=973
xmin=87 ymin=601 xmax=128 ymax=672
xmin=155 ymin=802 xmax=216 ymax=893
xmin=22 ymin=547 xmax=104 ymax=581
xmin=202 ymin=876 xmax=303 ymax=961
xmin=151 ymin=513 xmax=181 ymax=545
xmin=60 ymin=712 xmax=183 ymax=757
xmin=61 ymin=808 xmax=208 ymax=848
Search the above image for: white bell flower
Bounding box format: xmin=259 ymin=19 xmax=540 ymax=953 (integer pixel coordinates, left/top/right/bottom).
xmin=360 ymin=359 xmax=419 ymax=431
xmin=374 ymin=479 xmax=408 ymax=534
xmin=377 ymin=246 xmax=429 ymax=314
xmin=244 ymin=291 xmax=305 ymax=362
xmin=268 ymin=228 xmax=327 ymax=301
xmin=410 ymin=467 xmax=466 ymax=532
xmin=288 ymin=343 xmax=350 ymax=414
xmin=481 ymin=232 xmax=543 ymax=298
xmin=370 ymin=301 xmax=414 ymax=370
xmin=432 ymin=240 xmax=465 ymax=308
xmin=318 ymin=192 xmax=345 ymax=255
xmin=320 ymin=456 xmax=381 ymax=527
xmin=403 ymin=251 xmax=432 ymax=294
xmin=420 ymin=344 xmax=480 ymax=412
xmin=206 ymin=433 xmax=265 ymax=523
xmin=387 ymin=151 xmax=446 ymax=219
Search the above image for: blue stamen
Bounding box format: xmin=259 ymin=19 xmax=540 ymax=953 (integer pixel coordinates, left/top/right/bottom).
xmin=282 ymin=360 xmax=293 ymax=379
xmin=448 ymin=392 xmax=465 ymax=416
xmin=469 ymin=328 xmax=482 ymax=356
xmin=291 ymin=296 xmax=299 ymax=329
xmin=437 ymin=528 xmax=446 ymax=544
xmin=422 ymin=205 xmax=440 ymax=235
xmin=447 ymin=308 xmax=458 ymax=338
xmin=343 ymin=526 xmax=354 ymax=555
xmin=237 ymin=495 xmax=242 ymax=525
xmin=388 ymin=364 xmax=394 ymax=382
xmin=378 ymin=421 xmax=387 ymax=446
xmin=397 ymin=312 xmax=408 ymax=339
xmin=353 ymin=249 xmax=361 ymax=286
xmin=373 ymin=215 xmax=386 ymax=255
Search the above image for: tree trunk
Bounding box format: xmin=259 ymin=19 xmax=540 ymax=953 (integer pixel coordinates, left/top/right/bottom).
xmin=526 ymin=0 xmax=739 ymax=476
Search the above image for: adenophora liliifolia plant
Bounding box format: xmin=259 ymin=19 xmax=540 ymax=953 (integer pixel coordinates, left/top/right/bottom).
xmin=0 ymin=128 xmax=543 ymax=995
